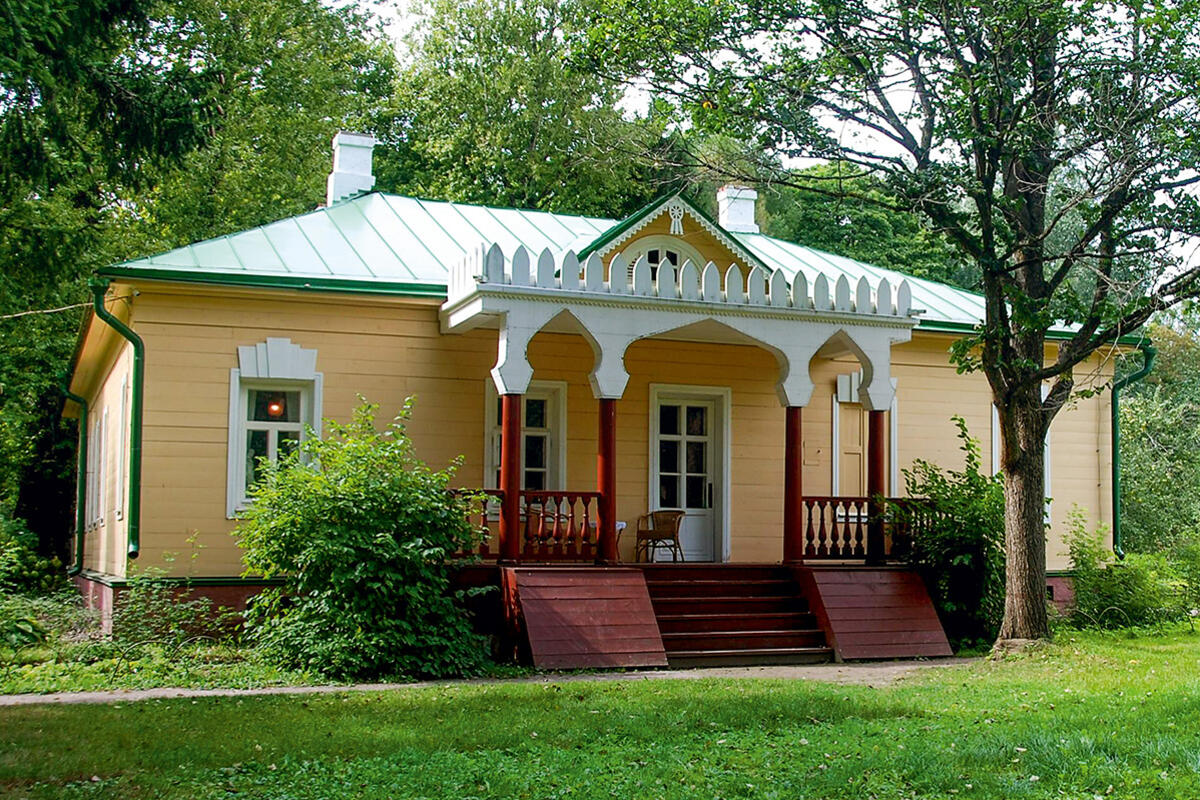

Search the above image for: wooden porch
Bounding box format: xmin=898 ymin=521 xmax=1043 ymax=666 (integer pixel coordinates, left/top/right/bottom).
xmin=477 ymin=562 xmax=951 ymax=668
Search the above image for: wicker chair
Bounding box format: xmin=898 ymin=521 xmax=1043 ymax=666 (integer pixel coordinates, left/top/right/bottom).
xmin=633 ymin=510 xmax=686 ymax=562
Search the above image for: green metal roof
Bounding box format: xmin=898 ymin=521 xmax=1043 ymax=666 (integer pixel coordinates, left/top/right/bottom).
xmin=101 ymin=192 xmax=992 ymax=330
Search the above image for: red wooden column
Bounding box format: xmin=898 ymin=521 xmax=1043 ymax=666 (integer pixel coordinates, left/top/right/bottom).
xmin=498 ymin=393 xmax=523 ymax=563
xmin=866 ymin=408 xmax=887 ymax=564
xmin=596 ymin=398 xmax=619 ymax=564
xmin=783 ymin=406 xmax=804 ymax=563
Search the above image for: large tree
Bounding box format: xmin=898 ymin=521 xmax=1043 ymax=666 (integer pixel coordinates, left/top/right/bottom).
xmin=581 ymin=0 xmax=1200 ymax=643
xmin=0 ymin=0 xmax=395 ymax=555
xmin=375 ymin=0 xmax=675 ymax=217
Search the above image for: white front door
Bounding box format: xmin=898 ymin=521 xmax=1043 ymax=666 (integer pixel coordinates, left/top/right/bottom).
xmin=653 ymin=397 xmax=719 ymax=561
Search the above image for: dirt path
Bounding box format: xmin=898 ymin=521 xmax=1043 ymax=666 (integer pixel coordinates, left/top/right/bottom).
xmin=0 ymin=659 xmax=970 ymax=707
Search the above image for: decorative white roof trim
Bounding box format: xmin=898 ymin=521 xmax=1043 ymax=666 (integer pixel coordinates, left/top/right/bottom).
xmin=441 ymin=243 xmax=917 ymax=409
xmin=445 ymin=244 xmax=918 ymax=322
xmin=592 ymin=196 xmax=765 ymax=273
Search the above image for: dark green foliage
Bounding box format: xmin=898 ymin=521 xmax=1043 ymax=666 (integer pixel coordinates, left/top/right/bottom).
xmin=890 ymin=417 xmax=1005 ymax=647
xmin=1066 ymin=511 xmax=1190 ymax=629
xmin=237 ymin=400 xmax=488 ymax=680
xmin=762 ymin=165 xmax=972 ymax=289
xmin=0 ymin=0 xmax=396 ymax=558
xmin=0 ymin=517 xmax=67 ymax=596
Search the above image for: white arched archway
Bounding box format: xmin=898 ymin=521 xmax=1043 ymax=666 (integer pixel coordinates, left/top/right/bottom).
xmin=443 ymin=243 xmax=916 ymax=407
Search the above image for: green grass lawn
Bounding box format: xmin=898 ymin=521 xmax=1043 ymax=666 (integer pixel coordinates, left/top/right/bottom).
xmin=3 ymin=629 xmax=1199 ymax=800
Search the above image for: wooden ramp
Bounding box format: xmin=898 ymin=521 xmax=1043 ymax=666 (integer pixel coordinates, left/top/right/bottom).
xmin=502 ymin=567 xmax=668 ymax=670
xmin=797 ymin=567 xmax=952 ymax=660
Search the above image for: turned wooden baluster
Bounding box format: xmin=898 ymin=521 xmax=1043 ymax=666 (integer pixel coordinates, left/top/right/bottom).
xmin=805 ymin=500 xmax=816 ymax=557
xmin=817 ymin=499 xmax=829 ymax=557
xmin=851 ymin=498 xmax=865 ymax=557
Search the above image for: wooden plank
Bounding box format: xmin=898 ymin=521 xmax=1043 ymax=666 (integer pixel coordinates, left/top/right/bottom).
xmin=840 ymin=641 xmax=952 ymax=659
xmin=517 ymin=586 xmax=651 ymax=601
xmin=506 ymin=567 xmax=667 ymax=669
xmin=824 ymin=615 xmax=942 ymax=633
xmin=533 ymin=637 xmax=666 ymax=656
xmin=525 ymin=622 xmax=663 ymax=639
xmin=836 ymin=630 xmax=950 ymax=646
xmin=537 ymin=651 xmax=666 ymax=669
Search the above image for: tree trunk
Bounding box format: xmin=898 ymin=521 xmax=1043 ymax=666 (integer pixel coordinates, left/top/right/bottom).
xmin=995 ymin=390 xmax=1050 ymax=645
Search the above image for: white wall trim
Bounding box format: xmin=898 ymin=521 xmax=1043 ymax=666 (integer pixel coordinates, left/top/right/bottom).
xmin=831 ymin=391 xmax=840 ymax=496
xmin=648 ymin=383 xmax=733 ymax=563
xmin=889 ymin=378 xmax=900 ymax=495
xmin=114 ymin=374 xmax=129 ymax=521
xmin=1042 ymin=383 xmax=1052 ymax=523
xmin=991 ymin=403 xmax=1001 ymax=475
xmin=832 ymin=374 xmax=899 ymax=496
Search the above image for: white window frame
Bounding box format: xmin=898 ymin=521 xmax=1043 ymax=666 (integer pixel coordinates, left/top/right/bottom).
xmin=616 ymin=235 xmax=707 ymax=282
xmin=227 ymin=338 xmax=322 ymax=518
xmin=483 ymin=380 xmax=567 ymax=494
xmin=86 ymin=407 xmax=107 ymax=529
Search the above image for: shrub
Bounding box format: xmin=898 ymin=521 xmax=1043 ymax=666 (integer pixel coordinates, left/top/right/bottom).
xmin=0 ymin=516 xmax=67 ymax=596
xmin=889 ymin=416 xmax=1005 ymax=648
xmin=1066 ymin=510 xmax=1189 ymax=628
xmin=110 ymin=566 xmax=231 ymax=649
xmin=236 ymin=399 xmax=488 ymax=680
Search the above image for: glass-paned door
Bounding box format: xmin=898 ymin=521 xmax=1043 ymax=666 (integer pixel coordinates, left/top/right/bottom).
xmin=654 ymin=398 xmax=717 ymax=561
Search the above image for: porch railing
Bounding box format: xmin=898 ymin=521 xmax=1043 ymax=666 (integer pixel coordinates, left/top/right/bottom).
xmin=456 ymin=491 xmax=941 ymax=564
xmin=452 ymin=489 xmax=602 ymax=562
xmin=800 ymin=496 xmax=942 ymax=561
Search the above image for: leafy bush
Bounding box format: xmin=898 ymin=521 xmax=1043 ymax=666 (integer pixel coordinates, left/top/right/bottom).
xmin=0 ymin=516 xmax=66 ymax=595
xmin=889 ymin=416 xmax=1005 ymax=647
xmin=1066 ymin=510 xmax=1190 ymax=629
xmin=111 ymin=567 xmax=232 ymax=649
xmin=237 ymin=399 xmax=488 ymax=680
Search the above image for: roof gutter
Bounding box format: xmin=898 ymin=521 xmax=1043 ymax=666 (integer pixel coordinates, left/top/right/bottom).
xmin=1111 ymin=341 xmax=1156 ymax=560
xmin=89 ymin=280 xmax=143 ymax=560
xmin=60 ymin=380 xmax=88 ymax=576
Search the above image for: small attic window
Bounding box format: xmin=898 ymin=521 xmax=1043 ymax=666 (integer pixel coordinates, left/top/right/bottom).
xmin=618 ymin=236 xmax=706 ymax=286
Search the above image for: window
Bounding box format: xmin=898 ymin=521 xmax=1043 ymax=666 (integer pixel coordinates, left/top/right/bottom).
xmin=85 ymin=407 xmax=107 ymax=529
xmin=115 ymin=375 xmax=129 ymax=520
xmin=484 ymin=381 xmax=566 ymax=492
xmin=618 ymin=235 xmax=706 ymax=285
xmin=227 ymin=338 xmax=322 ymax=517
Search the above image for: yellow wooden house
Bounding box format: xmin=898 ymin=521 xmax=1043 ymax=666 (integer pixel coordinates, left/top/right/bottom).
xmin=63 ymin=133 xmax=1126 ymax=665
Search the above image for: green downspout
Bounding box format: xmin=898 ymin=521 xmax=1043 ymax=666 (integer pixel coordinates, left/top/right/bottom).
xmin=61 ymin=380 xmax=88 ymax=576
xmin=89 ymin=280 xmax=143 ymax=560
xmin=1111 ymin=341 xmax=1156 ymax=560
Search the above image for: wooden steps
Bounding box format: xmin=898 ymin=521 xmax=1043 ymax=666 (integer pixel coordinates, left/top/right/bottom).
xmin=500 ymin=563 xmax=953 ymax=670
xmin=641 ymin=564 xmax=833 ymax=667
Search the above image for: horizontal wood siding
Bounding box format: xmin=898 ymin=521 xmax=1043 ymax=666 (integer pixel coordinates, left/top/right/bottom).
xmin=505 ymin=567 xmax=667 ymax=669
xmin=799 ymin=567 xmax=952 ymax=660
xmin=119 ymin=279 xmax=1115 ymax=577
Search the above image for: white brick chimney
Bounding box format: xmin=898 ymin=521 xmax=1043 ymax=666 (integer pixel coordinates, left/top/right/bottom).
xmin=717 ymin=184 xmax=759 ymax=233
xmin=326 ymin=131 xmax=376 ymax=206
